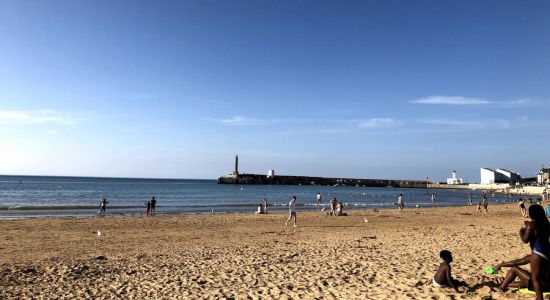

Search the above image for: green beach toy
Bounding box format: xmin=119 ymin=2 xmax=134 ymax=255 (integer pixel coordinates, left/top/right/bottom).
xmin=485 ymin=266 xmax=496 ymax=275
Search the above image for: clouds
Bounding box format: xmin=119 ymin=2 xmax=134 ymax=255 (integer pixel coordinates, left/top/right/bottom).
xmin=411 ymin=95 xmax=544 ymax=107
xmin=219 ymin=116 xmax=276 ymax=126
xmin=0 ymin=109 xmax=75 ymax=125
xmin=411 ymin=96 xmax=492 ymax=105
xmin=357 ymin=118 xmax=399 ymax=128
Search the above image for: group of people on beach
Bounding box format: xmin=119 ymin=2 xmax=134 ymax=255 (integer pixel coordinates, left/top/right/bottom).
xmin=432 ymin=202 xmax=550 ymax=299
xmin=322 ymin=196 xmax=346 ymax=216
xmin=97 ymin=197 xmax=157 ymax=217
xmin=145 ymin=197 xmax=157 ymax=216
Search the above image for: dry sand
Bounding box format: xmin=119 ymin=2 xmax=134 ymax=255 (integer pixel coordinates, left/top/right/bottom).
xmin=0 ymin=204 xmax=539 ymax=299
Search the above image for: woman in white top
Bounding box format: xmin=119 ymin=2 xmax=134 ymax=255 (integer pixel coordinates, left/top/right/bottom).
xmin=286 ymin=196 xmax=297 ymax=227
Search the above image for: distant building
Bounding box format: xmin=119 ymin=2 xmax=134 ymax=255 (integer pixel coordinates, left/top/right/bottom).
xmin=446 ymin=170 xmax=463 ymax=185
xmin=267 ymin=170 xmax=275 ymax=178
xmin=496 ymin=168 xmax=521 ymax=184
xmin=230 ymin=155 xmax=239 ymax=178
xmin=538 ymin=168 xmax=550 ymax=185
xmin=480 ymin=167 xmax=521 ymax=184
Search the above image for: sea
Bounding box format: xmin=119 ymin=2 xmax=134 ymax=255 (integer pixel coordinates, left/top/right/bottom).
xmin=0 ymin=175 xmax=516 ymax=219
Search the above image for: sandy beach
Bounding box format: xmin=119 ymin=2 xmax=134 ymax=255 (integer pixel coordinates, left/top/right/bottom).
xmin=0 ymin=204 xmax=539 ymax=299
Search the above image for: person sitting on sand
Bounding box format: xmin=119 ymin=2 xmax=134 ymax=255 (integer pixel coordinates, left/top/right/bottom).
xmin=433 ymin=250 xmax=466 ymax=293
xmin=336 ymin=202 xmax=347 ymax=216
xmin=496 ymin=205 xmax=550 ymax=299
xmin=255 ymin=203 xmax=266 ymax=214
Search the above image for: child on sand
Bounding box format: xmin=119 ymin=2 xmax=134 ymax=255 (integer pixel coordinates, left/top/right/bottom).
xmin=433 ymin=250 xmax=466 ymax=293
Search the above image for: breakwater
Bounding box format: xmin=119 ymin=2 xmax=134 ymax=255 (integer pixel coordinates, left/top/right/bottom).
xmin=217 ymin=174 xmax=429 ymax=188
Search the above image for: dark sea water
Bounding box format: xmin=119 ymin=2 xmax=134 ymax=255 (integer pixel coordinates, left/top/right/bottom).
xmin=0 ymin=175 xmax=514 ymax=219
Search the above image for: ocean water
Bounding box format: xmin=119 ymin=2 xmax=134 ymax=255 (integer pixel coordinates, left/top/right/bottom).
xmin=0 ymin=175 xmax=515 ymax=219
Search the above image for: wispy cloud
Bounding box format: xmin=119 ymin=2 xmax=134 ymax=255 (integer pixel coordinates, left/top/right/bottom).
xmin=0 ymin=109 xmax=75 ymax=125
xmin=416 ymin=118 xmax=483 ymax=127
xmin=275 ymin=128 xmax=346 ymax=136
xmin=219 ymin=116 xmax=278 ymax=126
xmin=411 ymin=96 xmax=492 ymax=105
xmin=357 ymin=118 xmax=399 ymax=128
xmin=411 ymin=95 xmax=545 ymax=107
xmin=416 ymin=116 xmax=538 ymax=130
xmin=501 ymin=99 xmax=542 ymax=107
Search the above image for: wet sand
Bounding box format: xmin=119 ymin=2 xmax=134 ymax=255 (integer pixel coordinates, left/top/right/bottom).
xmin=0 ymin=204 xmax=536 ymax=299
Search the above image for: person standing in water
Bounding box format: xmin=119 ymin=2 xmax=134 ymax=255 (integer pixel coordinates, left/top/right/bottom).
xmin=99 ymin=198 xmax=108 ymax=217
xmin=145 ymin=200 xmax=151 ymax=216
xmin=431 ymin=194 xmax=436 ymax=203
xmin=468 ymin=193 xmax=473 ymax=206
xmin=316 ymin=192 xmax=322 ymax=206
xmin=150 ymin=197 xmax=157 ymax=216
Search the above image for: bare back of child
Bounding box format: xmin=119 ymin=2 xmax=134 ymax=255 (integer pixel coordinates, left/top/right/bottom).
xmin=433 ymin=250 xmax=467 ymax=293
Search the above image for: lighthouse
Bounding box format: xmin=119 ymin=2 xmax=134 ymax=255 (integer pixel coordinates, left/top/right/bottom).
xmin=446 ymin=170 xmax=463 ymax=185
xmin=232 ymin=155 xmax=239 ymax=177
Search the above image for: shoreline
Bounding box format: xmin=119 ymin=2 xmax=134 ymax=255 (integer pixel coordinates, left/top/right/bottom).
xmin=0 ymin=199 xmax=525 ymax=220
xmin=0 ymin=203 xmax=539 ymax=298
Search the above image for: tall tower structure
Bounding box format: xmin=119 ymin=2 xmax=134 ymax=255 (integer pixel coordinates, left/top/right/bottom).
xmin=232 ymin=155 xmax=239 ymax=176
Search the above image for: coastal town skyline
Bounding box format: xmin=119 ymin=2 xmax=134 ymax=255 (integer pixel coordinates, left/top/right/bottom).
xmin=1 ymin=1 xmax=549 ymax=181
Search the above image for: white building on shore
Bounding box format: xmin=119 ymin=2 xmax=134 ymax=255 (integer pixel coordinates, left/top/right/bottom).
xmin=480 ymin=167 xmax=521 ymax=184
xmin=446 ymin=170 xmax=463 ymax=185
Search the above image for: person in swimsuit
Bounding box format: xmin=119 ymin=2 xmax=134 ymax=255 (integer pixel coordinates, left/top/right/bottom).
xmin=482 ymin=195 xmax=488 ymax=213
xmin=496 ymin=204 xmax=550 ymax=299
xmin=433 ymin=250 xmax=466 ymax=292
xmin=518 ymin=198 xmax=527 ymax=218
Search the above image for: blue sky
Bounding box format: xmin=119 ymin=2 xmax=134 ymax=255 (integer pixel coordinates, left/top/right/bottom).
xmin=0 ymin=0 xmax=549 ymax=181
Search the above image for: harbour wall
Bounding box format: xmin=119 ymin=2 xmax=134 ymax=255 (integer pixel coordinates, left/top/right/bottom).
xmin=217 ymin=174 xmax=430 ymax=188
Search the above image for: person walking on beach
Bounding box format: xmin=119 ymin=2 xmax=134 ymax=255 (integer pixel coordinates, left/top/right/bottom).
xmin=316 ymin=192 xmax=322 ymax=205
xmin=99 ymin=198 xmax=108 ymax=217
xmin=286 ymin=196 xmax=297 ymax=227
xmin=468 ymin=193 xmax=473 ymax=206
xmin=150 ymin=197 xmax=157 ymax=216
xmin=482 ymin=195 xmax=489 ymax=213
xmin=397 ymin=194 xmax=404 ymax=211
